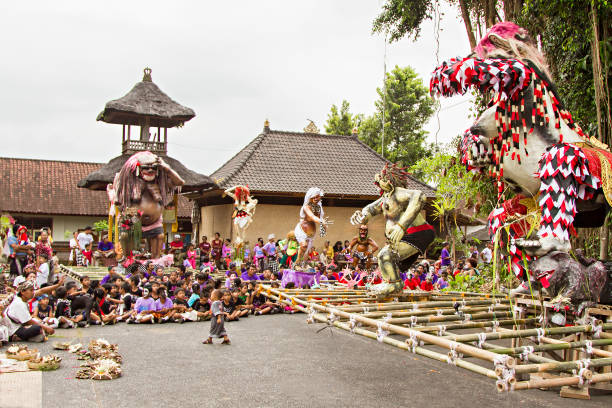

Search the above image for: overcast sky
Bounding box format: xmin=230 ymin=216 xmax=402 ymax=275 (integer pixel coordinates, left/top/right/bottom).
xmin=1 ymin=1 xmax=473 ymax=175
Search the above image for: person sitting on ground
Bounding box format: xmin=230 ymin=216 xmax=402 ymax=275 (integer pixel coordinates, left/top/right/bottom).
xmin=116 ymin=282 xmax=136 ymax=322
xmin=259 ymin=268 xmax=274 ymax=281
xmin=453 ymin=260 xmax=465 ymax=277
xmin=188 ymin=283 xmax=201 ymax=308
xmin=222 ymin=289 xmax=240 ymax=321
xmin=462 ymin=258 xmax=479 ymax=277
xmin=4 ymin=281 xmax=54 ymax=342
xmin=94 ymin=235 xmax=115 ymax=266
xmin=32 ymin=294 xmax=62 ymax=329
xmin=403 ymin=271 xmax=421 ymax=290
xmin=89 ymin=287 xmax=118 ymax=325
xmin=127 ymin=288 xmax=155 ymax=324
xmin=194 ymin=290 xmax=212 ymax=321
xmin=435 ymin=270 xmax=450 ymax=290
xmin=172 ymin=288 xmax=191 ymax=323
xmin=101 ymin=266 xmax=123 ymax=285
xmin=241 ymin=263 xmax=261 ymax=281
xmin=150 ymin=287 xmax=176 ymax=323
xmin=230 ymin=288 xmax=250 ymax=318
xmin=128 ymin=275 xmax=142 ymax=297
xmin=419 ymin=275 xmax=434 ymax=291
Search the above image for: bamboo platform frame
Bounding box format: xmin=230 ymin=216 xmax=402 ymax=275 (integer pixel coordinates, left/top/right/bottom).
xmin=258 ymin=284 xmax=612 ymax=399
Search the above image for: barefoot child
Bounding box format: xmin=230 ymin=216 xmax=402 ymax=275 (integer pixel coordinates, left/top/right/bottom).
xmin=203 ymin=289 xmax=230 ymax=345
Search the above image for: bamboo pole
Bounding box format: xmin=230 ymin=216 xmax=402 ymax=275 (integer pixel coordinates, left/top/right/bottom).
xmin=512 ymin=372 xmax=612 ymax=392
xmin=388 ymin=311 xmax=513 ymax=325
xmin=265 ymin=286 xmax=514 ymax=366
xmin=489 ymin=339 xmax=612 ymax=356
xmin=310 ymin=312 xmax=499 ymax=380
xmin=445 ymin=324 xmax=612 ymax=343
xmin=362 ymin=305 xmax=510 ymax=318
xmin=338 ymin=299 xmax=508 ymax=313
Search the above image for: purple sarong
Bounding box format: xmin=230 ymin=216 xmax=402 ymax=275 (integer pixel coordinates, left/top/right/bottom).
xmin=280 ymin=269 xmax=321 ymax=288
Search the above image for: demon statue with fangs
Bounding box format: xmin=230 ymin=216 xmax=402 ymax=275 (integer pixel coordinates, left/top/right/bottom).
xmin=430 ymin=22 xmax=611 ymax=308
xmin=108 ymin=151 xmax=184 ymax=260
xmin=351 ymin=163 xmax=435 ymax=296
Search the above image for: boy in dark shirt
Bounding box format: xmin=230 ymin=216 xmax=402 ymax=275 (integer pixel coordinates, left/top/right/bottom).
xmin=194 ymin=292 xmax=212 ymax=321
xmin=230 ymin=289 xmax=250 ymax=318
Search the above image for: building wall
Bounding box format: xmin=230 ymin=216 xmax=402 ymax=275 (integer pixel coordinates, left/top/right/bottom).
xmin=10 ymin=213 xmax=104 ymax=242
xmin=199 ymin=203 xmax=388 ymax=252
xmin=51 ymin=215 xmax=106 ymax=241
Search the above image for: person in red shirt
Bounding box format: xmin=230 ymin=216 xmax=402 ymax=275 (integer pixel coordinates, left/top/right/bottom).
xmin=403 ymin=273 xmax=421 ymax=290
xmin=211 ymin=232 xmax=223 ymax=269
xmin=199 ymin=235 xmax=211 ymax=264
xmin=419 ymin=276 xmax=434 ymax=291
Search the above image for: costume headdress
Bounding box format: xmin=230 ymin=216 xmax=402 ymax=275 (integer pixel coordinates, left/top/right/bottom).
xmin=301 ymin=187 xmax=324 ymax=219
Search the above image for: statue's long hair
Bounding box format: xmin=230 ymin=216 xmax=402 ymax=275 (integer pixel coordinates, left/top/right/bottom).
xmin=115 ymin=151 xmax=176 ymax=208
xmin=474 ymin=22 xmax=551 ymax=80
xmin=235 ymin=185 xmax=250 ymax=202
xmin=375 ymin=163 xmax=410 ymax=193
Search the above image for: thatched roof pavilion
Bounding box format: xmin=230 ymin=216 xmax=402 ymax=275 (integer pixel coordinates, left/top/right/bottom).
xmin=79 ymin=68 xmax=215 ymax=193
xmin=96 ymin=68 xmax=195 ymax=128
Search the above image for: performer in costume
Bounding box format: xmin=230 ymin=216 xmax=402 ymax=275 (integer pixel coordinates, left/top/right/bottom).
xmin=224 ymin=185 xmax=258 ymax=246
xmin=109 ymin=151 xmax=184 ymax=260
xmin=351 ymin=164 xmax=435 ymax=296
xmin=278 ymin=231 xmax=299 ymax=268
xmin=294 ymin=187 xmax=328 ymax=266
xmin=348 ymin=225 xmax=379 ymax=271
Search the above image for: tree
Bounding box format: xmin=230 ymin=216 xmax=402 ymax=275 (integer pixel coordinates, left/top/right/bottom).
xmin=372 ymin=0 xmax=523 ymax=48
xmin=358 ymin=65 xmax=437 ymax=166
xmin=410 ymin=140 xmax=496 ymax=261
xmin=324 ymin=100 xmax=363 ymax=135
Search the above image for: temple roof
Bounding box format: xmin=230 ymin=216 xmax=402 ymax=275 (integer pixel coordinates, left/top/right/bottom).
xmin=210 ymin=127 xmax=435 ymax=198
xmin=0 ymin=157 xmax=192 ymax=218
xmin=97 ymin=68 xmax=195 ymax=128
xmin=77 ymin=154 xmax=216 ymax=193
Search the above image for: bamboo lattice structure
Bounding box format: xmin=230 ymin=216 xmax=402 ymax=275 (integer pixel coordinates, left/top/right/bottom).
xmin=258 ymin=284 xmax=612 ymax=399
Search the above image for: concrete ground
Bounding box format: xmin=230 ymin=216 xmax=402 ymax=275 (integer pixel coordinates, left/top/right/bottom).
xmin=2 ymin=314 xmax=610 ymax=408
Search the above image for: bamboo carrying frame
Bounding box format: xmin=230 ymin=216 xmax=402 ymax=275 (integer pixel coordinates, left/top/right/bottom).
xmin=258 ymin=284 xmax=612 ymax=399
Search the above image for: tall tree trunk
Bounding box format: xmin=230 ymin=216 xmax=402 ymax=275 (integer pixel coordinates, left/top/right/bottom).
xmin=459 ymin=0 xmax=477 ymax=49
xmin=600 ymin=216 xmax=609 ymax=261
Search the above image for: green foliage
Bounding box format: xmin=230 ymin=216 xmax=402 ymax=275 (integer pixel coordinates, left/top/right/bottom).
xmin=410 ymin=142 xmax=496 ymax=221
xmin=372 ymin=0 xmax=435 ymax=42
xmin=517 ymin=0 xmax=611 ymax=144
xmin=358 ymin=65 xmax=437 ymax=166
xmin=93 ymin=220 xmax=109 ymax=232
xmin=324 ymin=100 xmax=363 ymax=136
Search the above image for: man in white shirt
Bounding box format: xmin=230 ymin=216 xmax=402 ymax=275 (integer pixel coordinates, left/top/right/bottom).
xmin=77 ymin=226 xmax=94 ymax=252
xmin=3 ymin=281 xmax=54 ymax=342
xmin=480 ymin=242 xmax=493 ymax=264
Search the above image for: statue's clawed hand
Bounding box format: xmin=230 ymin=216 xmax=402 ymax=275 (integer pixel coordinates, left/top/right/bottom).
xmin=387 ymin=224 xmax=404 ymax=245
xmin=350 ymin=211 xmax=367 ymax=225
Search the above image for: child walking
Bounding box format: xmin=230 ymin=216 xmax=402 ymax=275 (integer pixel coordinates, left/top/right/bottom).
xmin=202 ymin=289 xmax=230 ymax=345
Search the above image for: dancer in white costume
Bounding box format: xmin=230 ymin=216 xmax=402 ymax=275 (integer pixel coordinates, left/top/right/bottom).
xmin=224 ymin=185 xmax=258 ymax=246
xmin=294 ymin=187 xmax=329 ymax=266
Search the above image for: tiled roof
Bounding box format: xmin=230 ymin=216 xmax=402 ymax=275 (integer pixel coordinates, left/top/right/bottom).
xmin=0 ymin=157 xmax=192 ymax=218
xmin=210 ymin=129 xmax=435 ymax=197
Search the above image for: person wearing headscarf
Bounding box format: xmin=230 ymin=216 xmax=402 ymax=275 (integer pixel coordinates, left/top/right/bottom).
xmin=3 ymin=281 xmax=55 ymax=342
xmin=294 ymin=187 xmax=328 ymax=266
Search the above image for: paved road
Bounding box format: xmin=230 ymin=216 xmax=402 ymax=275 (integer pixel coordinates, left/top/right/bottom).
xmin=28 ymin=315 xmax=611 ymax=407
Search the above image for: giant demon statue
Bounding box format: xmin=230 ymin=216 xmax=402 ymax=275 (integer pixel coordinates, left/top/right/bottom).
xmin=351 ymin=163 xmax=435 ymax=296
xmin=108 ymin=151 xmax=184 ymax=259
xmin=431 ymin=22 xmax=611 ymax=307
